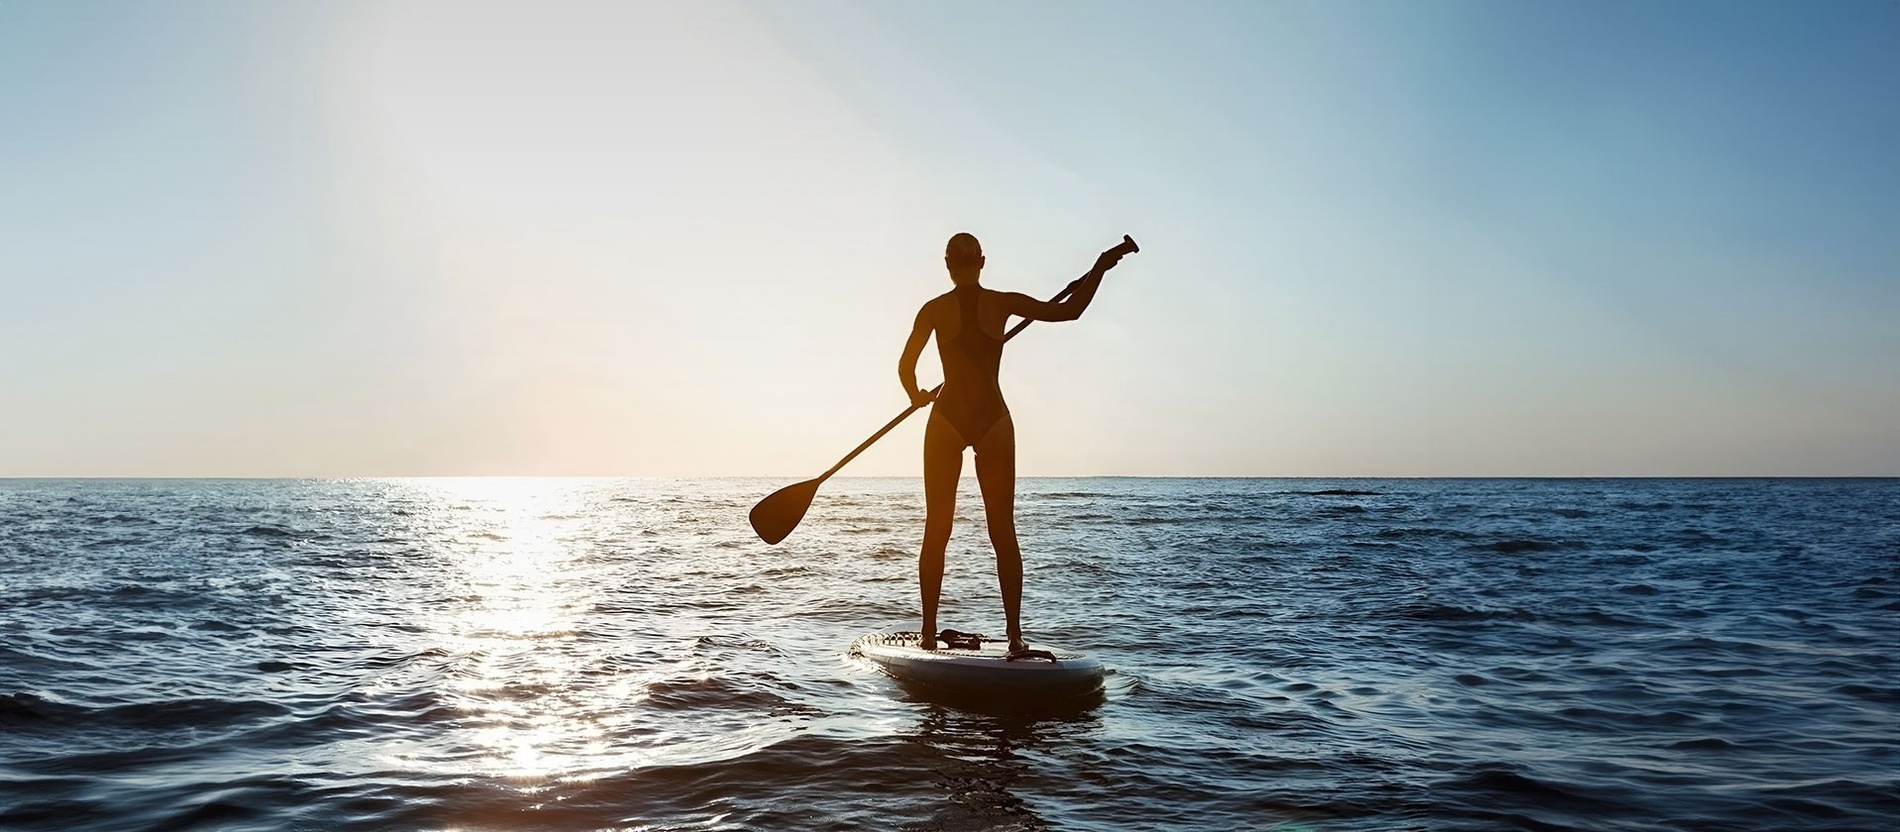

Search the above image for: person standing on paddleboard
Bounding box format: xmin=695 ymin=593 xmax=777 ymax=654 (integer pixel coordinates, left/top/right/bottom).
xmin=897 ymin=233 xmax=1134 ymax=653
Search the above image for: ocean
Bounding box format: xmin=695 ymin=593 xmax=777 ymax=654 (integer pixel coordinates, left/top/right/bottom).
xmin=1 ymin=477 xmax=1896 ymax=831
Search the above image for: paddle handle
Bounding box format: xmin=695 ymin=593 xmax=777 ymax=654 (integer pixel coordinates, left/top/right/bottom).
xmin=816 ymin=277 xmax=1092 ymax=482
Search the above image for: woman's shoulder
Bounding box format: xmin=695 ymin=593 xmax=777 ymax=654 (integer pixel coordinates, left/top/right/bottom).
xmin=915 ymin=291 xmax=954 ymax=326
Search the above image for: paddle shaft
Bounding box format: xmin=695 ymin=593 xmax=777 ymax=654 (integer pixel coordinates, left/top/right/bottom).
xmin=814 ymin=280 xmax=1084 ymax=482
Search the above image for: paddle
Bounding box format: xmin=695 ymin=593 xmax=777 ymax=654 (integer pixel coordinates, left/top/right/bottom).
xmin=750 ymin=235 xmax=1139 ymax=545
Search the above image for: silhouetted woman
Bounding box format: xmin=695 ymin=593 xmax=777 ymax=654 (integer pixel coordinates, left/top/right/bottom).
xmin=898 ymin=233 xmax=1131 ymax=652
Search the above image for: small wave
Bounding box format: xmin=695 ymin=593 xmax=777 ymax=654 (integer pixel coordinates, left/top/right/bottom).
xmin=1394 ymin=602 xmax=1536 ymax=623
xmin=0 ymin=692 xmax=51 ymax=723
xmin=643 ymin=675 xmax=807 ymax=714
xmin=1375 ymin=526 xmax=1479 ymax=540
xmin=97 ymin=513 xmax=156 ymax=525
xmin=1125 ymin=516 xmax=1192 ymax=525
xmin=0 ymin=646 xmax=97 ymax=673
xmin=1484 ymin=538 xmax=1563 ymax=553
xmin=312 ymin=688 xmax=459 ymax=730
xmin=189 ymin=619 xmax=244 ymax=632
xmin=1669 ymin=737 xmax=1740 ymax=750
xmin=1444 ymin=767 xmax=1617 ymax=809
xmin=686 ymin=634 xmax=780 ymax=653
xmin=148 ymin=797 xmax=267 ymax=831
xmin=84 ymin=535 xmax=151 ymax=549
xmin=1556 ymin=705 xmax=1698 ymax=727
xmin=1833 ymin=683 xmax=1900 ymax=704
xmin=0 ymin=692 xmax=291 ymax=731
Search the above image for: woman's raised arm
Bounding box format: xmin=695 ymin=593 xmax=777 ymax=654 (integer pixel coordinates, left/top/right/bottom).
xmin=998 ymin=244 xmax=1130 ymax=322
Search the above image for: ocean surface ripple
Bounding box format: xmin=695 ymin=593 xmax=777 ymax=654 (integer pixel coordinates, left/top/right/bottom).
xmin=2 ymin=478 xmax=1896 ymax=831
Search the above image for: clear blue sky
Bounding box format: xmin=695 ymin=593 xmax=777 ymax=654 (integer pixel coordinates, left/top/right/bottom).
xmin=2 ymin=0 xmax=1896 ymax=476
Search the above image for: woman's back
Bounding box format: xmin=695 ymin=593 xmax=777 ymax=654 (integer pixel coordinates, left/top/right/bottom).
xmin=932 ymin=286 xmax=1008 ymax=448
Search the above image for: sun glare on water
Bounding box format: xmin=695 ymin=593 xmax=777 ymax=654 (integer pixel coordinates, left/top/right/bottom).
xmin=367 ymin=477 xmax=808 ymax=787
xmin=387 ymin=478 xmax=649 ymax=781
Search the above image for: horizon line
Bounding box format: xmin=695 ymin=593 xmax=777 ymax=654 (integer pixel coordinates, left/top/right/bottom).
xmin=2 ymin=474 xmax=1896 ymax=481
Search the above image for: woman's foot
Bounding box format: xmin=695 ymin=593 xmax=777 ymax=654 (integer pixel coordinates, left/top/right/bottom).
xmin=918 ymin=628 xmax=937 ymax=651
xmin=1007 ymin=632 xmax=1028 ymax=653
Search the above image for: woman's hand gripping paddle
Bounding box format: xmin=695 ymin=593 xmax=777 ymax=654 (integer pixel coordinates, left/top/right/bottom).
xmin=750 ymin=235 xmax=1138 ymax=544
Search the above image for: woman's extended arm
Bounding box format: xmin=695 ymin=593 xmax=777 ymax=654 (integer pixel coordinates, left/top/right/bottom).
xmin=897 ymin=305 xmax=936 ymax=408
xmin=997 ymin=245 xmax=1129 ymax=322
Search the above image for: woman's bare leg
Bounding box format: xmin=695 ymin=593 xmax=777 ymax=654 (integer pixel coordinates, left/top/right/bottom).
xmin=919 ymin=412 xmax=965 ymax=650
xmin=972 ymin=414 xmax=1024 ymax=651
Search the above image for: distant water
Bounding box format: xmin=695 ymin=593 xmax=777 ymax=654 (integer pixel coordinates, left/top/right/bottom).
xmin=2 ymin=478 xmax=1897 ymax=831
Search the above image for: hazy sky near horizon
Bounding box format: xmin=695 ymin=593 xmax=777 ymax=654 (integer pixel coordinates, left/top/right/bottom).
xmin=3 ymin=0 xmax=1897 ymax=477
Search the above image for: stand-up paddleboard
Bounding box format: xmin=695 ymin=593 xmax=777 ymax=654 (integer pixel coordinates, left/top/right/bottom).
xmin=850 ymin=631 xmax=1105 ymax=696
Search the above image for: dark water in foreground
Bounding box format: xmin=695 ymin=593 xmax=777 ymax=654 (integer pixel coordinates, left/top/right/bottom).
xmin=2 ymin=478 xmax=1896 ymax=831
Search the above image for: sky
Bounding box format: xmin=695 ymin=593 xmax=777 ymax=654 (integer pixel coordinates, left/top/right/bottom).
xmin=1 ymin=0 xmax=1896 ymax=477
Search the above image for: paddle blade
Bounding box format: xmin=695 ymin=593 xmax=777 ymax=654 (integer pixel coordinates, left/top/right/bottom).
xmin=750 ymin=478 xmax=822 ymax=545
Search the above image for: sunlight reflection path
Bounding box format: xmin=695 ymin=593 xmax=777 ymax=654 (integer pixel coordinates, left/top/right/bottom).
xmin=375 ymin=478 xmax=814 ymax=790
xmin=399 ymin=478 xmax=644 ymax=781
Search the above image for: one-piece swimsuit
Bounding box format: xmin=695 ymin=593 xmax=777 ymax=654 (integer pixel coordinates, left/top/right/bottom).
xmin=933 ymin=286 xmax=1008 ymax=448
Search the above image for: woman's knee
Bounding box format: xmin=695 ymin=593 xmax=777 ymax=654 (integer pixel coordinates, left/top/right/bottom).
xmin=984 ymin=517 xmax=1018 ymax=545
xmin=922 ymin=512 xmax=954 ymax=543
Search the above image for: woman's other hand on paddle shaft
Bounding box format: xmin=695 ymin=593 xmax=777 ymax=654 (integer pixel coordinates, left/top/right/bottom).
xmin=908 ymin=387 xmax=936 ymax=409
xmin=1092 ymin=247 xmax=1127 ymax=275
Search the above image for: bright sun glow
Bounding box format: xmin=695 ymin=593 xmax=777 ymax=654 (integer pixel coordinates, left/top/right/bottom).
xmin=324 ymin=1 xmax=932 ymax=477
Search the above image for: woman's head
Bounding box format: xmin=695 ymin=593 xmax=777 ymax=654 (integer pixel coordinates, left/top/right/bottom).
xmin=945 ymin=233 xmax=984 ymax=285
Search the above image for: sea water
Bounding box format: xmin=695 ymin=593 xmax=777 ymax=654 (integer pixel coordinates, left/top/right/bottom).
xmin=2 ymin=477 xmax=1896 ymax=831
